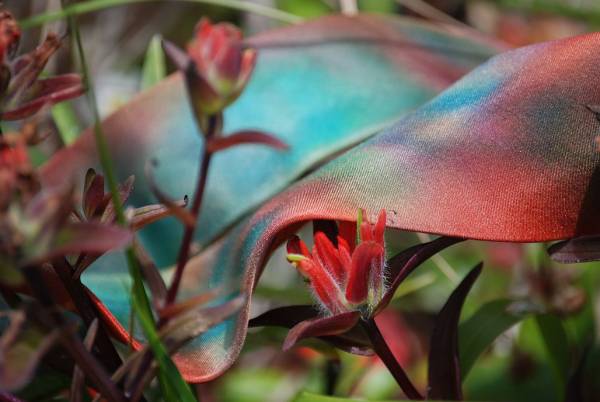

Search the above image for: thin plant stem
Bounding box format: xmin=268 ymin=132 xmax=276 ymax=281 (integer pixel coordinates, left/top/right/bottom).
xmin=20 ymin=0 xmax=302 ymax=29
xmin=165 ymin=114 xmax=220 ymax=305
xmin=361 ymin=318 xmax=423 ymax=400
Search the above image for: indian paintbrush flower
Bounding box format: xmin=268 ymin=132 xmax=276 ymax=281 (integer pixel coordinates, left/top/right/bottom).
xmin=286 ymin=209 xmax=387 ymax=318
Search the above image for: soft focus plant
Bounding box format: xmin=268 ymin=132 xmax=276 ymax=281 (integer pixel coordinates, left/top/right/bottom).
xmin=2 ymin=2 xmax=600 ymax=402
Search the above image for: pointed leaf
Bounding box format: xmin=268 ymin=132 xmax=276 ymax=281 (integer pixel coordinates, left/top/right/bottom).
xmin=249 ymin=305 xmax=320 ymax=328
xmin=52 ymin=101 xmax=81 ymax=145
xmin=69 ymin=319 xmax=98 ymax=402
xmin=47 ymin=222 xmax=132 ymax=260
xmin=141 ymin=35 xmax=166 ymax=90
xmin=283 ymin=311 xmax=360 ymax=351
xmin=131 ymin=198 xmax=188 ymax=230
xmin=376 ymin=236 xmax=464 ymax=313
xmin=458 ymin=299 xmax=533 ymax=379
xmin=427 ymin=263 xmax=482 ymax=400
xmin=548 ymin=236 xmax=600 ymax=263
xmin=250 ymin=305 xmax=372 ymax=355
xmin=206 ymin=130 xmax=288 ymax=153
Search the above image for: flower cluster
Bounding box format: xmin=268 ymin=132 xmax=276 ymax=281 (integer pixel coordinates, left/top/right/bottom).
xmin=287 ymin=209 xmax=387 ymax=317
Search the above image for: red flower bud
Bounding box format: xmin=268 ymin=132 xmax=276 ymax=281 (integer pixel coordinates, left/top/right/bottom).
xmin=184 ymin=18 xmax=257 ymax=116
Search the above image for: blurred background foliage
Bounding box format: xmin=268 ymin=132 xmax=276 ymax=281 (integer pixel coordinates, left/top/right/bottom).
xmin=3 ymin=0 xmax=600 ymax=401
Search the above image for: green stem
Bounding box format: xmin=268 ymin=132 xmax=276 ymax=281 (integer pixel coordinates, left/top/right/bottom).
xmin=21 ymin=0 xmax=302 ymax=29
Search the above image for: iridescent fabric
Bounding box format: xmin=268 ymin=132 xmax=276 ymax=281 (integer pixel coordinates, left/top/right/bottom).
xmin=41 ymin=15 xmax=504 ymax=381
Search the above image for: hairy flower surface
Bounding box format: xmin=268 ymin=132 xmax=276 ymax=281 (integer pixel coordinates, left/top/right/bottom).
xmin=287 ymin=209 xmax=387 ymax=318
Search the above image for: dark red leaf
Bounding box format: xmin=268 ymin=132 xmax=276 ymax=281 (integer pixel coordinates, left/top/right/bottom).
xmin=133 ymin=242 xmax=168 ymax=303
xmin=206 ymin=130 xmax=288 ymax=153
xmin=145 ymin=159 xmax=195 ymax=227
xmin=70 ymin=319 xmax=98 ymax=402
xmin=548 ymin=236 xmax=600 ymax=263
xmin=83 ymin=169 xmax=106 ymax=219
xmin=162 ymin=39 xmax=191 ymax=71
xmin=250 ymin=305 xmax=372 ymax=355
xmin=131 ymin=198 xmax=188 ymax=230
xmin=375 ymin=236 xmax=464 ymax=314
xmin=101 ymin=175 xmax=134 ymax=223
xmin=283 ymin=311 xmax=360 ymax=351
xmin=1 ymin=75 xmax=84 ymax=121
xmin=427 ymin=263 xmax=483 ymax=401
xmin=32 ymin=222 xmax=133 ymax=264
xmin=250 ymin=305 xmax=321 ymax=328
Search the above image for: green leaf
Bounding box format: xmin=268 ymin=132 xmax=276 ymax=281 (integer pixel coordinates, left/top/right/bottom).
xmin=51 ymin=102 xmax=81 ymax=145
xmin=131 ymin=294 xmax=197 ymax=402
xmin=534 ymin=314 xmax=570 ymax=396
xmin=141 ymin=35 xmax=166 ymax=91
xmin=459 ymin=299 xmax=533 ymax=379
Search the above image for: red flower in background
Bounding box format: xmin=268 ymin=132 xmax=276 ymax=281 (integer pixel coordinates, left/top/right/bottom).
xmin=287 ymin=209 xmax=387 ymax=317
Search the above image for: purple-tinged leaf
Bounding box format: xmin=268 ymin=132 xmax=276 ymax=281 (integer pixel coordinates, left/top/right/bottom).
xmin=37 ymin=222 xmax=132 ymax=263
xmin=206 ymin=130 xmax=288 ymax=153
xmin=1 ymin=75 xmax=84 ymax=121
xmin=83 ymin=169 xmax=107 ymax=219
xmin=145 ymin=159 xmax=195 ymax=227
xmin=250 ymin=305 xmax=373 ymax=354
xmin=131 ymin=198 xmax=188 ymax=230
xmin=250 ymin=305 xmax=321 ymax=328
xmin=283 ymin=311 xmax=360 ymax=351
xmin=375 ymin=237 xmax=464 ymax=314
xmin=100 ymin=175 xmax=134 ymax=223
xmin=161 ymin=39 xmax=190 ymax=72
xmin=70 ymin=319 xmax=98 ymax=402
xmin=427 ymin=263 xmax=482 ymax=401
xmin=133 ymin=242 xmax=168 ymax=304
xmin=548 ymin=236 xmax=600 ymax=263
xmin=159 ymin=288 xmax=219 ymax=320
